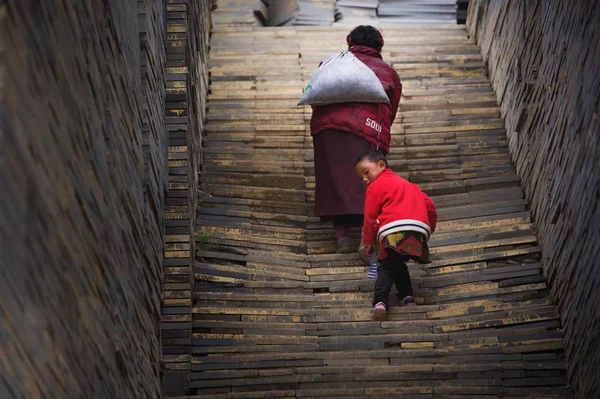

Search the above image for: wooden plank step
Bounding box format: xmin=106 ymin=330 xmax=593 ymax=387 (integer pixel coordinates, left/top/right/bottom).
xmin=184 ymin=25 xmax=570 ymax=397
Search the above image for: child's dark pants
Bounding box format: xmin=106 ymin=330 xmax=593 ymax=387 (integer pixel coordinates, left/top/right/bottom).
xmin=372 ymin=248 xmax=414 ymax=307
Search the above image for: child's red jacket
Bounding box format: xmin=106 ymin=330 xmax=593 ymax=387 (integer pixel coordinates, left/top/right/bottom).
xmin=362 ymin=168 xmax=437 ymax=247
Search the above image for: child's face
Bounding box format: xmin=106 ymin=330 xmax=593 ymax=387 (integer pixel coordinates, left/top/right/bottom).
xmin=355 ymin=159 xmax=386 ymax=187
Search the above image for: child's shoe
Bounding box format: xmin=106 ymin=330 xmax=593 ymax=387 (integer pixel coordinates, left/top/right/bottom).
xmin=400 ymin=296 xmax=416 ymax=306
xmin=373 ymin=302 xmax=387 ymax=321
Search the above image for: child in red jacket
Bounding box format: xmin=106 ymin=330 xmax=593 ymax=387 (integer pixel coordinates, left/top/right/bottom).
xmin=355 ymin=150 xmax=437 ymax=321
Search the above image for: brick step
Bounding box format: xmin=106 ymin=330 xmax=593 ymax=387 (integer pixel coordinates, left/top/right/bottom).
xmin=177 ymin=25 xmax=572 ymax=397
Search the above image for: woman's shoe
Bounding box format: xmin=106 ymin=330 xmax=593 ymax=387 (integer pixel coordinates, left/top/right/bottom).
xmin=336 ymin=239 xmax=354 ymax=253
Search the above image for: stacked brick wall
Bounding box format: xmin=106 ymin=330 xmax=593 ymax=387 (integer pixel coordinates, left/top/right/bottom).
xmin=0 ymin=1 xmax=166 ymax=397
xmin=140 ymin=0 xmax=168 ymax=304
xmin=161 ymin=0 xmax=213 ymax=392
xmin=467 ymin=1 xmax=600 ymax=398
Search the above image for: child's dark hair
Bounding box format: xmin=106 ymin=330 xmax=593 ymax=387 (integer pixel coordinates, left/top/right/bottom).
xmin=355 ymin=150 xmax=388 ymax=167
xmin=347 ymin=25 xmax=384 ymax=51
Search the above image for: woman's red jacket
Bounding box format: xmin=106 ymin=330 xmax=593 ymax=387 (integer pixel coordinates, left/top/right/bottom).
xmin=309 ymin=45 xmax=402 ymax=154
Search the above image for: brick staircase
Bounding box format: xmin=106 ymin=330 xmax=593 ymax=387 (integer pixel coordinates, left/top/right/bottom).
xmin=184 ymin=25 xmax=573 ymax=398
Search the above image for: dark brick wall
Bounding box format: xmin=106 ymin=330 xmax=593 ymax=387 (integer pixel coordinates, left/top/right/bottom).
xmin=0 ymin=1 xmax=166 ymax=397
xmin=140 ymin=0 xmax=168 ymax=298
xmin=162 ymin=2 xmax=213 ymax=392
xmin=468 ymin=1 xmax=600 ymax=398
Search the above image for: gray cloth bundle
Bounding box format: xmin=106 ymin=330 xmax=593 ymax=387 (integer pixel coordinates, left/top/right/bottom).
xmin=298 ymin=51 xmax=390 ymax=106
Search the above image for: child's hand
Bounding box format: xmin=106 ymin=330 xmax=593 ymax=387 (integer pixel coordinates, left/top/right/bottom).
xmin=362 ymin=245 xmax=373 ymax=257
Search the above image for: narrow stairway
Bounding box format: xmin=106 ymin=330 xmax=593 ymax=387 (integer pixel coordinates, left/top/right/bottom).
xmin=190 ymin=25 xmax=572 ymax=398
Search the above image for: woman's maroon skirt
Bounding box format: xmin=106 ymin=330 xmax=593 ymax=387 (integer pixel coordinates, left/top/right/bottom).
xmin=313 ymin=130 xmax=376 ymax=219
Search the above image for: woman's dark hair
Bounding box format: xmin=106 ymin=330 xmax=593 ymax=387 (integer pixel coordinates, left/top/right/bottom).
xmin=347 ymin=25 xmax=384 ymax=51
xmin=355 ymin=150 xmax=388 ymax=167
